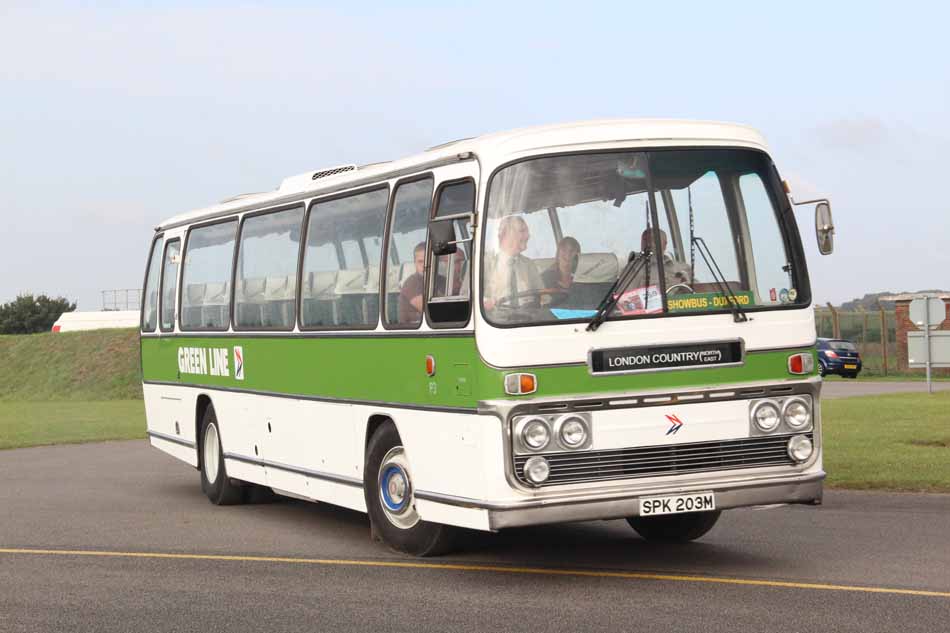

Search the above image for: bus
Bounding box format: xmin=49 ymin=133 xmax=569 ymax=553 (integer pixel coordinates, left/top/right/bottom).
xmin=140 ymin=119 xmax=835 ymax=556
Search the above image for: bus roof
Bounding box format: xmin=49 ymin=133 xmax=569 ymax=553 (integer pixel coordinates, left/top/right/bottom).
xmin=157 ymin=118 xmax=768 ymax=231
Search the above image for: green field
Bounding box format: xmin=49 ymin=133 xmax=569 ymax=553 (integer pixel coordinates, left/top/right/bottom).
xmin=0 ymin=400 xmax=145 ymax=449
xmin=0 ymin=329 xmax=145 ymax=449
xmin=822 ymin=392 xmax=950 ymax=491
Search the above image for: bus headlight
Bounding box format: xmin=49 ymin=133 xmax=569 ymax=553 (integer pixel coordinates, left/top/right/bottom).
xmin=782 ymin=397 xmax=812 ymax=430
xmin=523 ymin=456 xmax=550 ymax=484
xmin=555 ymin=415 xmax=589 ymax=449
xmin=521 ymin=418 xmax=551 ymax=451
xmin=751 ymin=400 xmax=781 ymax=433
xmin=787 ymin=434 xmax=814 ymax=463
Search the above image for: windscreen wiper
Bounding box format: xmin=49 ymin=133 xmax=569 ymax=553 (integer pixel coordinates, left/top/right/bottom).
xmin=691 ymin=237 xmax=748 ymax=323
xmin=586 ymin=251 xmax=651 ymax=332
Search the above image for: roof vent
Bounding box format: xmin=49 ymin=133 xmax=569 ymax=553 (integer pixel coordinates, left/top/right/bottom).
xmin=311 ymin=164 xmax=357 ymax=180
xmin=278 ymin=164 xmax=358 ymax=193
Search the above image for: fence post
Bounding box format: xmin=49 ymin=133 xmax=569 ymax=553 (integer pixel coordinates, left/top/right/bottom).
xmin=880 ymin=306 xmax=888 ymax=376
xmin=827 ymin=302 xmax=840 ymax=338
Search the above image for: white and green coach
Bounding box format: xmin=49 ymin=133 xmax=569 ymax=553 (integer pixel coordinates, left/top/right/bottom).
xmin=141 ymin=119 xmax=834 ymax=555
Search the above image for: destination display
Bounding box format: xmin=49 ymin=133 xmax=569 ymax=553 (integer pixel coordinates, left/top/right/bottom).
xmin=589 ymin=340 xmax=743 ymax=374
xmin=666 ymin=291 xmax=755 ymax=313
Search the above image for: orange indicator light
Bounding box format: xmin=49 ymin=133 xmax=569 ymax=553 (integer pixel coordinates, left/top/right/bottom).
xmin=425 ymin=355 xmax=436 ymax=377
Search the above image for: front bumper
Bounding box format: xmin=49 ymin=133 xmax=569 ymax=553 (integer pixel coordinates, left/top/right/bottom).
xmin=483 ymin=470 xmax=824 ymax=529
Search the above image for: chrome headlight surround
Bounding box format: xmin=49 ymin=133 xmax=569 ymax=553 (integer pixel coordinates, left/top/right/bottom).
xmin=750 ymin=399 xmax=782 ymax=433
xmin=518 ymin=417 xmax=551 ymax=451
xmin=782 ymin=396 xmax=813 ymax=431
xmin=512 ymin=412 xmax=593 ymax=455
xmin=553 ymin=414 xmax=592 ymax=451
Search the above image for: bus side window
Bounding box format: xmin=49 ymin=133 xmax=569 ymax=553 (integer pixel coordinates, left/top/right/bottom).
xmin=301 ymin=187 xmax=389 ymax=330
xmin=233 ymin=205 xmax=304 ymax=331
xmin=159 ymin=239 xmax=180 ymax=332
xmin=383 ymin=177 xmax=434 ymax=329
xmin=180 ymin=220 xmax=238 ymax=331
xmin=142 ymin=236 xmax=164 ymax=332
xmin=428 ymin=180 xmax=475 ymax=327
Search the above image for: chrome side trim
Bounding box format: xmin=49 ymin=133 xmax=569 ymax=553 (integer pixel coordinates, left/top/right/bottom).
xmin=143 ymin=381 xmax=478 ymax=415
xmin=147 ymin=430 xmax=196 ymax=449
xmin=223 ymin=452 xmax=364 ymax=488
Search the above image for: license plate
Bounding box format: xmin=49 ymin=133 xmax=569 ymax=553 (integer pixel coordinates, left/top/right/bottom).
xmin=639 ymin=492 xmax=716 ymax=516
xmin=844 ymin=364 xmax=857 ymax=369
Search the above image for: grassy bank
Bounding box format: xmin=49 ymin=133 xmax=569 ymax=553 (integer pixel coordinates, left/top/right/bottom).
xmin=0 ymin=329 xmax=142 ymax=401
xmin=822 ymin=392 xmax=950 ymax=492
xmin=0 ymin=400 xmax=145 ymax=449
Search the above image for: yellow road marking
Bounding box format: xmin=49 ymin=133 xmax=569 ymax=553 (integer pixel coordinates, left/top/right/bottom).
xmin=2 ymin=547 xmax=948 ymax=599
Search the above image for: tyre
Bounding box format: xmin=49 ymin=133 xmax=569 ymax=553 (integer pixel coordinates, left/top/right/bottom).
xmin=364 ymin=422 xmax=455 ymax=556
xmin=199 ymin=404 xmax=246 ymax=506
xmin=818 ymin=361 xmax=827 ymax=377
xmin=626 ymin=510 xmax=721 ymax=543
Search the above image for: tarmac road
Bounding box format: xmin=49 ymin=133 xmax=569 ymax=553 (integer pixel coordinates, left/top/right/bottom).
xmin=2 ymin=441 xmax=949 ymax=632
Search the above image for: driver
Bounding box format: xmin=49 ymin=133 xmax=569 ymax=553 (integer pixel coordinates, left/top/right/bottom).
xmin=484 ymin=215 xmax=544 ymax=310
xmin=635 ymin=228 xmax=692 ymax=289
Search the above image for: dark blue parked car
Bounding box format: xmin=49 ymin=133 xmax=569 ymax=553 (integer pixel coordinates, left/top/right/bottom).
xmin=816 ymin=338 xmax=862 ymax=378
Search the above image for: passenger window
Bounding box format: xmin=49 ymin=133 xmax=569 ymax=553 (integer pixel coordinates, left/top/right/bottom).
xmin=180 ymin=220 xmax=237 ymax=330
xmin=142 ymin=236 xmax=164 ymax=332
xmin=384 ymin=177 xmax=433 ymax=328
xmin=301 ymin=187 xmax=388 ymax=329
xmin=159 ymin=240 xmax=180 ymax=331
xmin=234 ymin=206 xmax=304 ymax=330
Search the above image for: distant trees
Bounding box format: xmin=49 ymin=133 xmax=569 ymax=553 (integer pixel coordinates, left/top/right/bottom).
xmin=0 ymin=294 xmax=77 ymax=334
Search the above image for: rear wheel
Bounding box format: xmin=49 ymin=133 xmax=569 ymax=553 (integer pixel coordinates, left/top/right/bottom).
xmin=364 ymin=422 xmax=455 ymax=556
xmin=626 ymin=510 xmax=721 ymax=543
xmin=199 ymin=405 xmax=245 ymax=506
xmin=818 ymin=361 xmax=827 ymax=377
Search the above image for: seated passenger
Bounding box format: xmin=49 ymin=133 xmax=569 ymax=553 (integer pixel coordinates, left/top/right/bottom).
xmin=397 ymin=242 xmax=428 ymax=325
xmin=635 ymin=228 xmax=692 ymax=290
xmin=484 ymin=215 xmax=543 ymax=310
xmin=541 ymin=236 xmax=580 ymax=306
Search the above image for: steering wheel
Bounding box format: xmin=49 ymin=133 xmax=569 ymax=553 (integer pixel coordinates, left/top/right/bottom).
xmin=494 ymin=288 xmax=567 ymax=308
xmin=666 ymin=283 xmax=695 ymax=296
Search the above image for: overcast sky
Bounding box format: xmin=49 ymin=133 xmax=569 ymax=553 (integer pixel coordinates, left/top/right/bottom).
xmin=2 ymin=1 xmax=948 ymax=310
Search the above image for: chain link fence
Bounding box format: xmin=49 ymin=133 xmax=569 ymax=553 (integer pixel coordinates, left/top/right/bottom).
xmin=814 ymin=307 xmax=898 ymax=376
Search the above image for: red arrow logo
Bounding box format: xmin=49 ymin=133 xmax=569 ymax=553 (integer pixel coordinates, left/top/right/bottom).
xmin=665 ymin=414 xmax=684 ymax=435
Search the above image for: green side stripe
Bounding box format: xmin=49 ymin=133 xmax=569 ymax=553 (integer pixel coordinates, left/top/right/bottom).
xmin=140 ymin=336 xmax=815 ymax=408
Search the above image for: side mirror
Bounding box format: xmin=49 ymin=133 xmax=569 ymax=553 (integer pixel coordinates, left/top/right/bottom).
xmin=815 ymin=202 xmax=834 ymax=255
xmin=429 ymin=220 xmax=458 ymax=256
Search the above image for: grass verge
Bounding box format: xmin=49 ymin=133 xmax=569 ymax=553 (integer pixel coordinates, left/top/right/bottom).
xmin=0 ymin=329 xmax=142 ymax=401
xmin=0 ymin=400 xmax=145 ymax=450
xmin=822 ymin=392 xmax=950 ymax=492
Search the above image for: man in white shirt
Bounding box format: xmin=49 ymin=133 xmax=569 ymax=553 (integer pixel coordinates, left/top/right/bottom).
xmin=484 ymin=215 xmax=544 ymax=311
xmin=635 ymin=227 xmax=692 ymax=290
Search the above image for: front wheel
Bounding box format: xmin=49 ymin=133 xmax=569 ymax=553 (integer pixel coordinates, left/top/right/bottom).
xmin=626 ymin=510 xmax=721 ymax=543
xmin=199 ymin=405 xmax=245 ymax=506
xmin=364 ymin=422 xmax=455 ymax=556
xmin=818 ymin=361 xmax=827 ymax=377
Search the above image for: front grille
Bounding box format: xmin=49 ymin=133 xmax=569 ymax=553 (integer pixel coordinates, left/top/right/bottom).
xmin=514 ymin=434 xmax=808 ymax=487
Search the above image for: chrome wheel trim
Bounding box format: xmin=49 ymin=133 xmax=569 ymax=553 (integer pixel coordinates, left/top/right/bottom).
xmin=377 ymin=446 xmax=419 ymax=530
xmin=203 ymin=422 xmax=220 ymax=485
